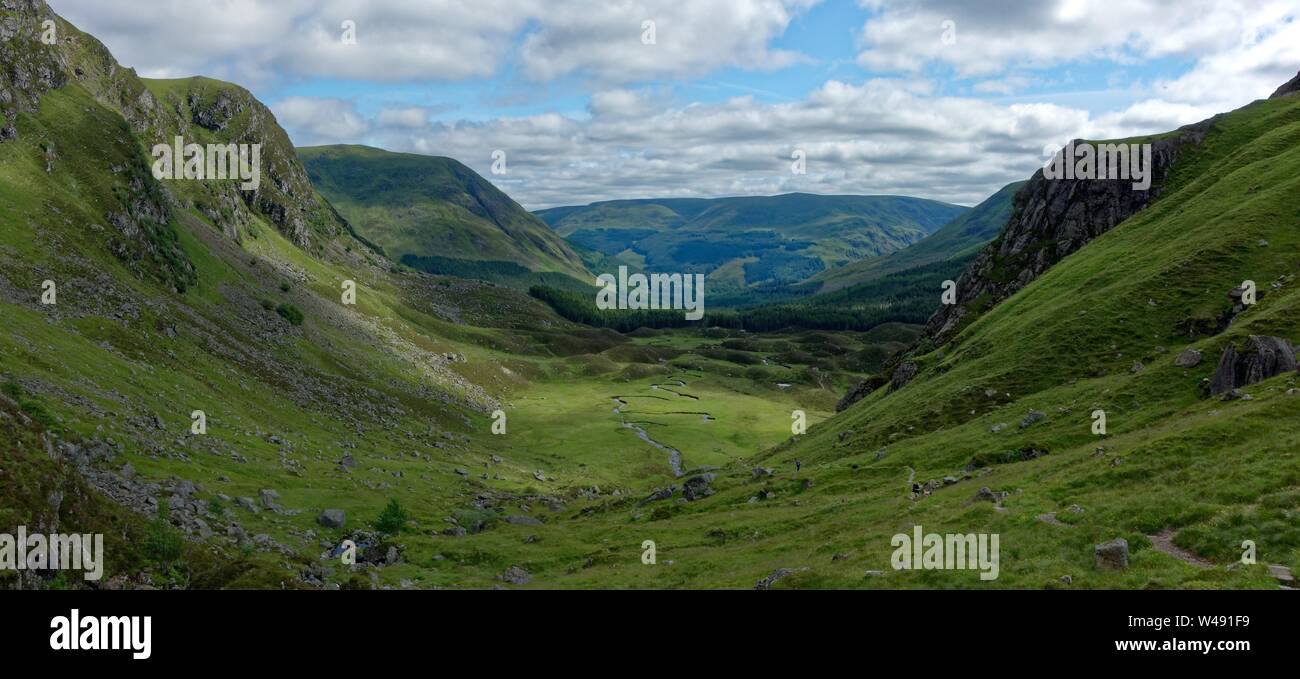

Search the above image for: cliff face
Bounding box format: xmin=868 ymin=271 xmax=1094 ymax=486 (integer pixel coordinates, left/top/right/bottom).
xmin=837 ymin=120 xmax=1220 ymax=411
xmin=1 ymin=0 xmax=346 ymax=250
xmin=0 ymin=0 xmax=66 ymax=139
xmin=923 ymin=122 xmax=1212 ymax=346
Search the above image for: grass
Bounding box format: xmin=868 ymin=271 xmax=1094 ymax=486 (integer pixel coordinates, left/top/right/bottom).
xmin=4 ymin=3 xmax=1299 ymax=590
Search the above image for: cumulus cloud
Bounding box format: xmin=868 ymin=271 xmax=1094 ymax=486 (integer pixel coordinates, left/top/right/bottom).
xmin=855 ymin=0 xmax=1296 ymax=78
xmin=53 ymin=0 xmax=1300 ymax=209
xmin=51 ymin=0 xmax=818 ymax=85
xmin=277 ymin=74 xmax=1258 ymax=210
xmin=273 ymin=97 xmax=369 ymax=145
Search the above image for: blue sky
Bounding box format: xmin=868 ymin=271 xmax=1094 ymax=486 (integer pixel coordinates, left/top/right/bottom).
xmin=51 ymin=0 xmax=1300 ymax=209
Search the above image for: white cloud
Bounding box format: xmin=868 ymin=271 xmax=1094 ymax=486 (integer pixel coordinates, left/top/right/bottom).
xmin=51 ymin=0 xmax=1300 ymax=210
xmin=50 ymin=0 xmax=818 ymax=85
xmin=855 ymin=0 xmax=1296 ymax=78
xmin=281 ymin=76 xmax=1237 ymax=210
xmin=375 ymin=106 xmax=437 ymax=128
xmin=273 ymin=97 xmax=370 ymax=144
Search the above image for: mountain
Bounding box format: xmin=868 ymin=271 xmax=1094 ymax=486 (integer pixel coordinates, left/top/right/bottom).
xmin=535 ymin=193 xmax=968 ymax=293
xmin=299 ymin=145 xmax=590 ymax=284
xmin=811 ymin=181 xmax=1025 ymax=294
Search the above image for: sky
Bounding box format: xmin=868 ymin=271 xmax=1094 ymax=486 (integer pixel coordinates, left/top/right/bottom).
xmin=50 ymin=0 xmax=1300 ymax=210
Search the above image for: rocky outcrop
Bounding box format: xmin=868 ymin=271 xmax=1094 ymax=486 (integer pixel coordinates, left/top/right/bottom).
xmin=836 ymin=374 xmax=887 ymax=412
xmin=682 ymin=473 xmax=716 ymax=501
xmin=1209 ymin=336 xmax=1297 ymax=395
xmin=0 ymin=1 xmax=68 ymax=140
xmin=1271 ymin=70 xmax=1300 ymax=99
xmin=0 ymin=0 xmax=347 ymax=249
xmin=838 ymin=107 xmax=1224 ymax=411
xmin=923 ymin=121 xmax=1211 ymax=347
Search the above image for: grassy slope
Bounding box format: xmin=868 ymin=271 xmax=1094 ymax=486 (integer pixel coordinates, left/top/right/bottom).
xmin=813 ymin=180 xmax=1025 ymax=294
xmin=298 ymin=145 xmax=589 ymax=280
xmin=0 ymin=67 xmax=894 ymax=590
xmin=710 ymin=92 xmax=1300 ymax=588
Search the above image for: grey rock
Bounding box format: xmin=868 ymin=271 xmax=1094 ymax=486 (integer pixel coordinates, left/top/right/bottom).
xmin=317 ymin=509 xmax=346 ymax=528
xmin=1174 ymin=349 xmax=1203 ymax=368
xmin=889 ymin=361 xmax=919 ymax=393
xmin=498 ymin=566 xmax=532 ymax=586
xmin=682 ymin=473 xmax=716 ymax=502
xmin=1095 ymin=538 xmax=1129 ymax=570
xmin=1020 ymin=411 xmax=1045 ymax=429
xmin=639 ymin=486 xmax=677 ymax=505
xmin=235 ymin=497 xmax=260 ymax=514
xmin=1210 ymin=336 xmax=1297 ymax=395
xmin=971 ymin=487 xmax=1007 ymax=503
xmin=754 ymin=567 xmax=805 ymax=590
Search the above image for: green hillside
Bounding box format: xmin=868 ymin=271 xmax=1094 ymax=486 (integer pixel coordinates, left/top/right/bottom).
xmin=299 ymin=145 xmax=590 ymax=283
xmin=739 ymin=85 xmax=1300 ymax=588
xmin=813 ymin=181 xmax=1025 ymax=294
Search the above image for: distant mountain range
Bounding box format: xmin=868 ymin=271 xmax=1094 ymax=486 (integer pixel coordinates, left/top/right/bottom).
xmin=535 ymin=193 xmax=968 ymax=292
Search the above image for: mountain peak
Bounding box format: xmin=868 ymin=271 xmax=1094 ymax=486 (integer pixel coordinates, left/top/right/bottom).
xmin=1270 ymin=70 xmax=1300 ymax=99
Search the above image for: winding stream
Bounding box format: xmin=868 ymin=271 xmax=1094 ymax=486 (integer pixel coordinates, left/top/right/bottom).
xmin=612 ymin=396 xmax=686 ymax=477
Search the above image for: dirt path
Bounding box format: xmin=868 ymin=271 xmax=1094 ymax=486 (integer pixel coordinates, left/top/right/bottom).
xmin=1037 ymin=512 xmax=1067 ymax=526
xmin=1147 ymin=529 xmax=1213 ymax=568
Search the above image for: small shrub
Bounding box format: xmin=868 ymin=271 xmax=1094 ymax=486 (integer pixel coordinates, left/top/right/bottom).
xmin=279 ymin=281 xmax=291 ymax=293
xmin=275 ymin=303 xmax=304 ymax=326
xmin=144 ymin=504 xmax=184 ymax=564
xmin=375 ymin=498 xmax=409 ymax=536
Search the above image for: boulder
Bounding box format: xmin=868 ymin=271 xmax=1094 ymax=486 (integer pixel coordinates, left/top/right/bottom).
xmin=258 ymin=489 xmax=280 ymax=509
xmin=971 ymin=487 xmax=1006 ymax=503
xmin=1174 ymin=349 xmax=1202 ymax=368
xmin=498 ymin=566 xmax=532 ymax=586
xmin=235 ymin=497 xmax=260 ymax=514
xmin=317 ymin=509 xmax=346 ymax=528
xmin=1095 ymin=538 xmax=1129 ymax=570
xmin=682 ymin=474 xmax=716 ymax=502
xmin=1210 ymin=336 xmax=1297 ymax=395
xmin=639 ymin=486 xmax=677 ymax=506
xmin=1020 ymin=411 xmax=1045 ymax=429
xmin=754 ymin=567 xmax=805 ymax=590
